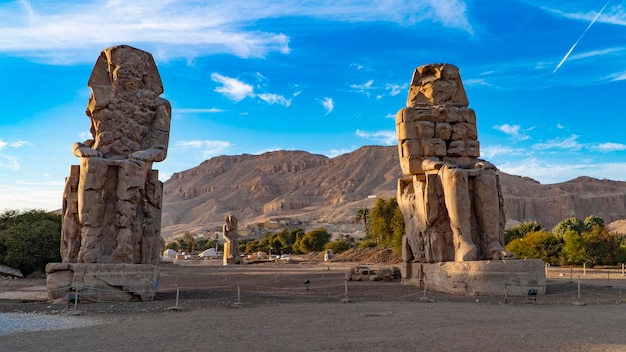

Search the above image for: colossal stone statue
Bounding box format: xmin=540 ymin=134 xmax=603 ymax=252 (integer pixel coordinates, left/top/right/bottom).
xmin=46 ymin=45 xmax=169 ymax=302
xmin=396 ymin=63 xmax=513 ymax=263
xmin=61 ymin=45 xmax=170 ymax=265
xmin=223 ymin=214 xmax=242 ymax=265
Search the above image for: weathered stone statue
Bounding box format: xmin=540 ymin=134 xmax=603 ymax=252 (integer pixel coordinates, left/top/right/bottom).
xmin=396 ymin=63 xmax=512 ymax=263
xmin=397 ymin=64 xmax=544 ymax=296
xmin=62 ymin=45 xmax=170 ymax=265
xmin=223 ymin=214 xmax=242 ymax=265
xmin=47 ymin=45 xmax=169 ymax=301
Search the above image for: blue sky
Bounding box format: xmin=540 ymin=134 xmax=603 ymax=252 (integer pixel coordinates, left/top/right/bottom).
xmin=2 ymin=0 xmax=626 ymax=211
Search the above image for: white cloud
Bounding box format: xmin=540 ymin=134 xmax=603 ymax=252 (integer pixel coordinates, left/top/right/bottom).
xmin=211 ymin=73 xmax=292 ymax=107
xmin=211 ymin=73 xmax=254 ymax=102
xmin=493 ymin=124 xmax=531 ymax=141
xmin=480 ymin=145 xmax=527 ymax=159
xmin=175 ymin=140 xmax=232 ymax=160
xmin=497 ymin=156 xmax=626 ymax=184
xmin=350 ymin=80 xmax=375 ymax=91
xmin=350 ymin=63 xmax=365 ymax=70
xmin=258 ymin=93 xmax=292 ymax=107
xmin=0 ymin=0 xmax=473 ymax=64
xmin=327 ymin=148 xmax=353 ymax=158
xmin=176 ymin=140 xmax=231 ymax=149
xmin=588 ymin=142 xmax=626 ymax=152
xmin=463 ymin=78 xmax=490 ymax=87
xmin=176 ymin=108 xmax=224 ymax=114
xmin=532 ymin=135 xmax=581 ymax=151
xmin=385 ymin=83 xmax=407 ymax=96
xmin=10 ymin=140 xmax=30 ymax=148
xmin=355 ymin=129 xmax=396 ymax=146
xmin=0 ymin=139 xmax=31 ymax=150
xmin=319 ymin=97 xmax=334 ymax=115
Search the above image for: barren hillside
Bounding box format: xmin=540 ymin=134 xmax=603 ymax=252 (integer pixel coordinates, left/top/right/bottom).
xmin=161 ymin=145 xmax=626 ymax=240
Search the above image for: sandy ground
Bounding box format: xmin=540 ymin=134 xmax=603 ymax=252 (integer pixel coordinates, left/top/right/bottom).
xmin=2 ymin=259 xmax=626 ymax=352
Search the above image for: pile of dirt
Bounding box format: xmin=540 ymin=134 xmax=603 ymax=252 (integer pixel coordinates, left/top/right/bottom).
xmin=329 ymin=247 xmax=402 ymax=264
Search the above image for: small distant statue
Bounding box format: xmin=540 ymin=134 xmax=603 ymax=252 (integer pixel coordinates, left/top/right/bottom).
xmin=223 ymin=214 xmax=241 ymax=265
xmin=396 ymin=63 xmax=514 ymax=263
xmin=60 ymin=45 xmax=170 ymax=265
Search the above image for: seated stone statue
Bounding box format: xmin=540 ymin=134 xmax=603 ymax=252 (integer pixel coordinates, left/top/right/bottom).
xmin=61 ymin=45 xmax=171 ymax=265
xmin=223 ymin=214 xmax=242 ymax=265
xmin=396 ymin=63 xmax=514 ymax=262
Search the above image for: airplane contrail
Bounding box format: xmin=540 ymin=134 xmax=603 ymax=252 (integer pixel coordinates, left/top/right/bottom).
xmin=553 ymin=0 xmax=611 ymax=73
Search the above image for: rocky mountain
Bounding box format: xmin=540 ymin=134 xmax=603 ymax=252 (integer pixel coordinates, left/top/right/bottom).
xmin=161 ymin=145 xmax=626 ymax=240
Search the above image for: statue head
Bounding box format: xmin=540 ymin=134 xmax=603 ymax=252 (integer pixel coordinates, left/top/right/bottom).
xmin=406 ymin=63 xmax=469 ymax=107
xmin=87 ymin=45 xmax=163 ymax=112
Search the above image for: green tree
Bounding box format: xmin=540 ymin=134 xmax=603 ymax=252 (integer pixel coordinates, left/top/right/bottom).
xmin=0 ymin=210 xmax=62 ymax=276
xmin=324 ymin=234 xmax=354 ymax=254
xmin=181 ymin=232 xmax=196 ymax=253
xmin=561 ymin=226 xmax=619 ymax=266
xmin=583 ymin=215 xmax=605 ymax=230
xmin=354 ymin=207 xmax=370 ymax=236
xmin=295 ymin=228 xmax=331 ymax=253
xmin=505 ymin=231 xmax=562 ymax=265
xmin=552 ymin=217 xmax=585 ymax=239
xmin=368 ymin=198 xmax=404 ymax=252
xmin=504 ymin=221 xmax=544 ymax=244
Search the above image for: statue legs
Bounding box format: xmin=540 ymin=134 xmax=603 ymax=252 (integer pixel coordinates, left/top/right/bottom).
xmin=441 ymin=166 xmax=477 ymax=261
xmin=473 ymin=169 xmax=513 ymax=259
xmin=74 ymin=157 xmax=153 ymax=264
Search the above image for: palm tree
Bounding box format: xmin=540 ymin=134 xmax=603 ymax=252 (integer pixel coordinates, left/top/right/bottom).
xmin=355 ymin=207 xmax=370 ymax=236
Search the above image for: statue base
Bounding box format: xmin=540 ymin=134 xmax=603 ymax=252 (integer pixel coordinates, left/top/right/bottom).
xmin=401 ymin=259 xmax=545 ymax=296
xmin=46 ymin=263 xmax=159 ymax=302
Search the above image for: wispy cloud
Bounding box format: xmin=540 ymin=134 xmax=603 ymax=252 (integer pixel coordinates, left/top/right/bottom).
xmin=212 ymin=73 xmax=254 ymax=102
xmin=355 ymin=129 xmax=396 ymax=145
xmin=175 ymin=139 xmax=232 ymax=159
xmin=385 ymin=83 xmax=407 ymax=96
xmin=319 ymin=97 xmax=334 ymax=115
xmin=0 ymin=0 xmax=473 ymax=64
xmin=212 ymin=73 xmax=291 ymax=106
xmin=350 ymin=80 xmax=375 ymax=91
xmin=497 ymin=156 xmax=626 ymax=184
xmin=480 ymin=145 xmax=527 ymax=159
xmin=588 ymin=142 xmax=626 ymax=152
xmin=258 ymin=93 xmax=292 ymax=107
xmin=176 ymin=108 xmax=224 ymax=114
xmin=0 ymin=139 xmax=31 ymax=150
xmin=530 ymin=134 xmax=626 ymax=154
xmin=533 ymin=135 xmax=582 ymax=151
xmin=493 ymin=124 xmax=532 ymax=141
xmin=327 ymin=148 xmax=353 ymax=158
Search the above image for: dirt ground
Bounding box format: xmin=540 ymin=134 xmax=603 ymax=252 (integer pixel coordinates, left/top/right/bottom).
xmin=2 ymin=257 xmax=626 ymax=352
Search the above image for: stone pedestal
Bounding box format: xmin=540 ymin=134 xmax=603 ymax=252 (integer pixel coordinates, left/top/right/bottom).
xmin=401 ymin=259 xmax=545 ymax=296
xmin=46 ymin=263 xmax=159 ymax=302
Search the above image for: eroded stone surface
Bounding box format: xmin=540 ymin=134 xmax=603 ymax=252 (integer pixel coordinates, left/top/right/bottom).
xmin=60 ymin=45 xmax=170 ymax=265
xmin=396 ymin=64 xmax=513 ymax=263
xmin=401 ymin=259 xmax=546 ymax=296
xmin=46 ymin=263 xmax=157 ymax=302
xmin=50 ymin=45 xmax=167 ymax=302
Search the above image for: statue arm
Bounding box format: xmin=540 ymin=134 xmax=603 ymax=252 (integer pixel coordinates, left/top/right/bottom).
xmin=129 ymin=144 xmax=167 ymax=162
xmin=131 ymin=99 xmax=171 ymax=162
xmin=72 ymin=141 xmax=102 ymax=158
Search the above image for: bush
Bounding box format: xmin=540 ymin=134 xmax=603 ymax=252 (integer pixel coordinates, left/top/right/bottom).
xmin=0 ymin=210 xmax=62 ymax=276
xmin=505 ymin=231 xmax=562 ymax=265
